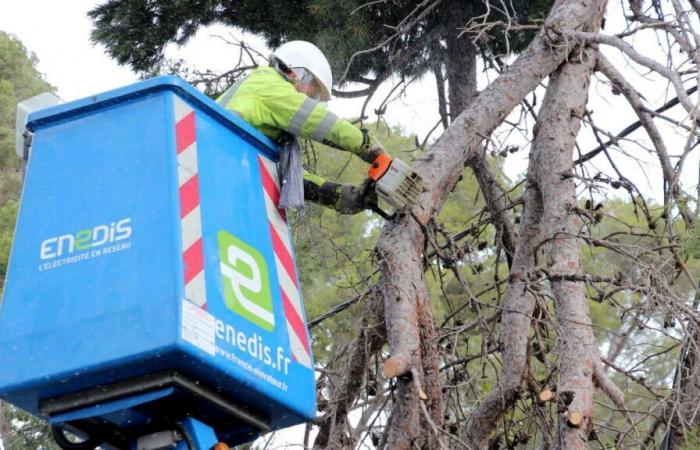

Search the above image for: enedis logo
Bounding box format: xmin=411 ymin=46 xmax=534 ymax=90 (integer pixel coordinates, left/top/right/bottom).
xmin=37 ymin=217 xmax=133 ymax=272
xmin=40 ymin=218 xmax=132 ymax=260
xmin=218 ymin=230 xmax=275 ymax=331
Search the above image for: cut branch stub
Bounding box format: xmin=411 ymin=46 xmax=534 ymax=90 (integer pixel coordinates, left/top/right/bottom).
xmin=418 ymin=386 xmax=428 ymax=401
xmin=383 ymin=356 xmax=406 ymax=379
xmin=539 ymin=389 xmax=554 ymax=403
xmin=566 ymin=411 xmax=584 ymax=428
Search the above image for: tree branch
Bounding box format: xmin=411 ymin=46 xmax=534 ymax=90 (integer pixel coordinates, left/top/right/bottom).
xmin=566 ymin=30 xmax=700 ymax=120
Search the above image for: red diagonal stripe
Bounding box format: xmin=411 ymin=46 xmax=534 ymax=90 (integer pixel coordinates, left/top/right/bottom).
xmin=179 ymin=175 xmax=200 ymax=218
xmin=269 ymin=222 xmax=298 ymax=288
xmin=258 ymin=157 xmax=280 ymax=205
xmin=281 ymin=289 xmax=310 ymax=353
xmin=183 ymin=238 xmax=204 ymax=284
xmin=176 ymin=111 xmax=196 ymax=154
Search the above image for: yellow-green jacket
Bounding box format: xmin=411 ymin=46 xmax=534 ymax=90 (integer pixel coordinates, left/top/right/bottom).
xmin=217 ymin=66 xmax=375 ymax=164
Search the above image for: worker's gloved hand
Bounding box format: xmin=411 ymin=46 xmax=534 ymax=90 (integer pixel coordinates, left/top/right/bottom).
xmin=359 ymin=128 xmax=386 ymax=163
xmin=366 ymin=138 xmax=386 ymax=163
xmin=334 ymin=179 xmax=378 ymax=215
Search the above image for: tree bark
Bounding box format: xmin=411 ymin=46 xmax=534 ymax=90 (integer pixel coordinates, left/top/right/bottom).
xmin=417 ymin=278 xmax=443 ymax=448
xmin=432 ymin=58 xmax=449 ymax=130
xmin=531 ymin=45 xmax=600 ymax=450
xmin=446 ymin=6 xmax=518 ymax=266
xmin=463 ymin=33 xmax=606 ymax=450
xmin=377 ymin=219 xmax=426 ymax=449
xmin=378 ymin=0 xmax=608 ymax=405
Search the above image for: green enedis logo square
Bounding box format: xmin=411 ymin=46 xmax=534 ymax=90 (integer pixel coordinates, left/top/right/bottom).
xmin=218 ymin=230 xmax=275 ymax=331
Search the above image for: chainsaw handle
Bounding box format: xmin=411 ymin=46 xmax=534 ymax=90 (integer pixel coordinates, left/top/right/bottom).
xmin=370 ymin=204 xmax=394 ymax=220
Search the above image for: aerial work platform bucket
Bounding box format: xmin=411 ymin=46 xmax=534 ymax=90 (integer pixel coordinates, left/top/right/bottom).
xmin=0 ymin=76 xmax=315 ymax=448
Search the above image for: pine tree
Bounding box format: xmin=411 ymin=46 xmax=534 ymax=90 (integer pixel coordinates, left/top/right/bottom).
xmin=0 ymin=30 xmax=53 ymax=293
xmin=88 ymin=0 xmax=552 ymax=100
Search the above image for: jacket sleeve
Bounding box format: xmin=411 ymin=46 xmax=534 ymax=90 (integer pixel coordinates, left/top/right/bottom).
xmin=258 ymin=77 xmax=377 ymax=162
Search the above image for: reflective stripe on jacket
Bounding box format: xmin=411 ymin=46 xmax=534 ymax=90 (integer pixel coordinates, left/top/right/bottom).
xmin=217 ymin=66 xmax=373 ymax=162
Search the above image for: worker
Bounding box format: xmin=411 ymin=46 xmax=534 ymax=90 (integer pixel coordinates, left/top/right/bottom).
xmin=217 ymin=40 xmax=422 ymax=215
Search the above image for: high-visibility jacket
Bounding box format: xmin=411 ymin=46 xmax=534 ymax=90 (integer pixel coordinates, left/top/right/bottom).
xmin=217 ymin=66 xmax=378 ymax=211
xmin=217 ymin=66 xmax=376 ymax=163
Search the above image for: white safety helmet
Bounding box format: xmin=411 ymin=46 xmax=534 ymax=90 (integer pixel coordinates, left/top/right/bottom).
xmin=270 ymin=40 xmax=333 ymax=102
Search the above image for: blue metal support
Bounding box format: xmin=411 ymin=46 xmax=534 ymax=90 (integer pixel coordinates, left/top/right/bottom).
xmin=124 ymin=417 xmax=219 ymax=450
xmin=178 ymin=417 xmax=219 ymax=450
xmin=0 ymin=75 xmax=316 ymax=450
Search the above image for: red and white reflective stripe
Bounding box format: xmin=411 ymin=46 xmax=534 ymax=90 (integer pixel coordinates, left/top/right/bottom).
xmin=257 ymin=155 xmax=312 ymax=368
xmin=174 ymin=97 xmax=207 ymax=309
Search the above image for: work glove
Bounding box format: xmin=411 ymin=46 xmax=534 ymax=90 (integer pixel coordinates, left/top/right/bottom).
xmin=358 ymin=129 xmax=386 ymax=164
xmin=366 ymin=138 xmax=386 ymax=163
xmin=334 ymin=178 xmax=378 ymax=215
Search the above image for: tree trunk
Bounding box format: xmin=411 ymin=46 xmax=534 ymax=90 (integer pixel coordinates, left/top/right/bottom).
xmin=377 ymin=0 xmax=608 ymax=394
xmin=378 ymin=0 xmax=608 ymax=447
xmin=377 ymin=219 xmax=426 ymax=449
xmin=417 ymin=278 xmax=443 ymax=449
xmin=445 ymin=0 xmax=477 ymax=121
xmin=431 ymin=56 xmax=449 ymax=130
xmin=531 ymin=45 xmax=600 ymax=450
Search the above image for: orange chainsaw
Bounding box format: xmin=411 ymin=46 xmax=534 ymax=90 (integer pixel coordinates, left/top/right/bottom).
xmin=366 ymin=153 xmax=426 ymax=218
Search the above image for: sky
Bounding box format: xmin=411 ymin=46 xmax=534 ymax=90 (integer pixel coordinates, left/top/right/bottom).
xmin=0 ymin=1 xmax=698 ymax=448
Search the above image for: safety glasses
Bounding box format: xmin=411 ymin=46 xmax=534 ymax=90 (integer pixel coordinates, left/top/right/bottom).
xmin=292 ymin=68 xmax=322 ymax=101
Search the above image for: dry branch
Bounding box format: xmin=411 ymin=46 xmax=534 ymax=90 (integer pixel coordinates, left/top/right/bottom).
xmin=313 ymin=295 xmax=386 ymax=449
xmin=596 ymin=53 xmax=695 ymax=227
xmin=566 ymin=30 xmax=699 ymax=120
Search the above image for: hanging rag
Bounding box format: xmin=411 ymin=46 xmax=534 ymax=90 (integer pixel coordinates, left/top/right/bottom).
xmin=277 ymin=132 xmax=305 ymax=211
